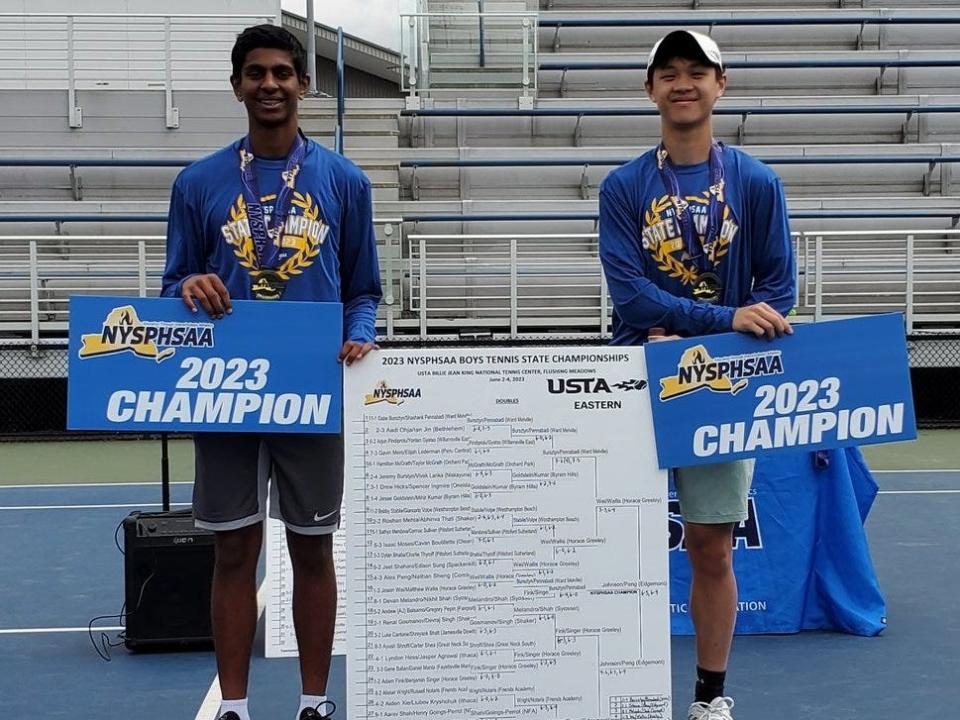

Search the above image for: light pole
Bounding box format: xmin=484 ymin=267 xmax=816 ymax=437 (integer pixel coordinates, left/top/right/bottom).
xmin=306 ymin=0 xmax=318 ymax=95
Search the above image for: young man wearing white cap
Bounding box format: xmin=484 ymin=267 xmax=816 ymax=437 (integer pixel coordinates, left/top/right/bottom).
xmin=598 ymin=30 xmax=795 ymax=720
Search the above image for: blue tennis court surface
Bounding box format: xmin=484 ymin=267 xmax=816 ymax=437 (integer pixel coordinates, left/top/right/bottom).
xmin=1 ymin=473 xmax=957 ymax=719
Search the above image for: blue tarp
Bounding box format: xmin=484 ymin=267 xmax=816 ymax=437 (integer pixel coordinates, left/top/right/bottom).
xmin=669 ymin=447 xmax=886 ymax=636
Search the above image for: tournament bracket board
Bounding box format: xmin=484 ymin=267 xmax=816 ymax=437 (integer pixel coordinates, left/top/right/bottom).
xmin=268 ymin=347 xmax=672 ymax=720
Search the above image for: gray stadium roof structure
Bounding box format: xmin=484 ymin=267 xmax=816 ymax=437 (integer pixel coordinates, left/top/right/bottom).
xmin=281 ymin=10 xmax=401 ymax=87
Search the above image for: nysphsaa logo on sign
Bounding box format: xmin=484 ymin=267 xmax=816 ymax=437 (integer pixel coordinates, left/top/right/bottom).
xmin=364 ymin=380 xmax=422 ymax=406
xmin=78 ymin=305 xmax=214 ymax=363
xmin=658 ymin=345 xmax=783 ymax=401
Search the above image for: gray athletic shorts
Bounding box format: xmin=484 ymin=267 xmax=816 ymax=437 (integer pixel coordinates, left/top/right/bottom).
xmin=192 ymin=432 xmax=344 ymax=536
xmin=673 ymin=459 xmax=755 ymax=525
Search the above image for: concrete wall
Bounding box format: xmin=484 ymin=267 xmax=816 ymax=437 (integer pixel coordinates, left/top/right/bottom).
xmin=0 ymin=2 xmax=279 ymax=93
xmin=0 ymin=90 xmax=245 ymax=151
xmin=3 ymin=0 xmax=279 ymax=17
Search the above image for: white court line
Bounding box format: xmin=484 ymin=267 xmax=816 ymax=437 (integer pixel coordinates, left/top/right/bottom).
xmin=194 ymin=671 xmax=224 ymax=720
xmin=0 ymin=502 xmax=191 ymax=511
xmin=877 ymin=489 xmax=960 ymax=495
xmin=0 ymin=625 xmax=124 ymax=635
xmin=0 ymin=481 xmax=194 ymax=490
xmin=194 ymin=579 xmax=269 ymax=720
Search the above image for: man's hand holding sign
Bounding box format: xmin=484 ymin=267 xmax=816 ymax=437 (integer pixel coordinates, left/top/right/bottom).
xmin=181 ymin=273 xmax=233 ymax=319
xmin=649 ymin=303 xmax=793 ymax=344
xmin=182 ymin=273 xmax=376 ymax=367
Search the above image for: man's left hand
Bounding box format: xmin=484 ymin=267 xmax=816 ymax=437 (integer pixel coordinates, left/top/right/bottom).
xmin=339 ymin=340 xmax=378 ymax=366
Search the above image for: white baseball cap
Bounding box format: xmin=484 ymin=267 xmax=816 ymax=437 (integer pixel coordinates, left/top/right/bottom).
xmin=647 ymin=30 xmax=724 ymax=80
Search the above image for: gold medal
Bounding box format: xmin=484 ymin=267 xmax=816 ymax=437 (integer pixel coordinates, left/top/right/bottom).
xmin=692 ymin=272 xmax=723 ymax=305
xmin=251 ymin=270 xmax=287 ymax=300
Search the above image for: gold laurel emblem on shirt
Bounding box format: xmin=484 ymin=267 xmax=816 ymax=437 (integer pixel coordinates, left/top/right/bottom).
xmin=644 ymin=194 xmax=730 ymax=287
xmin=651 ymin=242 xmax=697 ymax=284
xmin=228 ymin=192 xmax=323 ymax=281
xmin=644 ymin=195 xmax=674 ymax=227
xmin=646 ymin=195 xmax=695 ymax=284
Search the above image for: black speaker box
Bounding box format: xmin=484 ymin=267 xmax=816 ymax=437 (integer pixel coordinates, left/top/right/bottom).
xmin=123 ymin=509 xmax=215 ymax=651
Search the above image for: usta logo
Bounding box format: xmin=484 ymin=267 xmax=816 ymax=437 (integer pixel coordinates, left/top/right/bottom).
xmin=547 ymin=377 xmax=647 ymax=394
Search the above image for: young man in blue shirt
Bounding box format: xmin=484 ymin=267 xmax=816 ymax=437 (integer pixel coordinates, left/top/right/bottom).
xmin=161 ymin=25 xmax=381 ymax=720
xmin=599 ymin=30 xmax=795 ymax=720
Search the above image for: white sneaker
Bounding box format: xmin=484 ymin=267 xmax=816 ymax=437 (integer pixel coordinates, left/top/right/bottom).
xmin=687 ymin=696 xmax=735 ymax=720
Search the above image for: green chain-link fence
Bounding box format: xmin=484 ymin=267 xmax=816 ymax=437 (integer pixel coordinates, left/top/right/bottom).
xmin=0 ymin=344 xmax=68 ymax=436
xmin=907 ymin=333 xmax=960 ymax=428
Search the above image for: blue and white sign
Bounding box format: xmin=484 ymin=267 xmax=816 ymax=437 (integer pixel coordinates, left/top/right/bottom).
xmin=68 ymin=296 xmax=343 ymax=433
xmin=644 ymin=313 xmax=917 ymax=468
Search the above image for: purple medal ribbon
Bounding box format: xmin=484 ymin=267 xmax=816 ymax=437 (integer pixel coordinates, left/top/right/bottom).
xmin=655 ymin=141 xmax=726 ymax=276
xmin=238 ymin=132 xmax=307 ymax=270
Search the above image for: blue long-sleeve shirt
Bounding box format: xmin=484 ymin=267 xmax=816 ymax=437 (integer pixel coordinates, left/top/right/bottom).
xmin=599 ymin=144 xmax=795 ymax=345
xmin=161 ymin=137 xmax=382 ymax=342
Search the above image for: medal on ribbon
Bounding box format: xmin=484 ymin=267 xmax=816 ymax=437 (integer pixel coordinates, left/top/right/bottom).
xmin=655 ymin=141 xmax=727 ymax=305
xmin=238 ymin=132 xmax=307 ymax=299
xmin=692 ymin=271 xmax=723 ymax=304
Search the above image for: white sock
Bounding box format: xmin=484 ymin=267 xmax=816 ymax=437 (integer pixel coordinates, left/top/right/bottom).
xmin=218 ymin=698 xmax=251 ymax=720
xmin=297 ymin=694 xmax=328 ymax=718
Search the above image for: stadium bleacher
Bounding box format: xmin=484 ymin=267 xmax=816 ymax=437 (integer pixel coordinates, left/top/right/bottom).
xmin=386 ymin=0 xmax=960 ymax=336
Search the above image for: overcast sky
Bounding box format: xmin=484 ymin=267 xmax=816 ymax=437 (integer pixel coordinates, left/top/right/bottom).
xmin=281 ymin=1 xmax=416 ymax=50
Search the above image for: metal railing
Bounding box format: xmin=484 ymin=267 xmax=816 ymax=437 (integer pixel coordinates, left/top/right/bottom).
xmin=403 ymin=229 xmax=960 ymax=338
xmin=400 ymin=153 xmax=959 ymax=198
xmin=539 ymin=12 xmax=960 ymax=28
xmin=540 ymin=59 xmax=960 ymax=72
xmin=9 ymin=151 xmax=954 ymax=171
xmin=0 ymin=12 xmax=275 ymax=129
xmin=5 ymin=151 xmax=958 ymax=206
xmin=401 ymin=102 xmax=960 ymax=117
xmin=400 ymin=100 xmax=960 ymax=144
xmin=336 ymin=26 xmax=345 ymax=155
xmin=540 ymin=56 xmax=960 ymax=97
xmin=0 ymin=218 xmax=405 ymax=344
xmin=1 ymin=228 xmax=957 ymax=342
xmin=4 ymin=208 xmax=960 ymax=230
xmin=402 ymin=154 xmax=960 ymax=167
xmin=796 ymin=230 xmax=960 ymax=330
xmin=401 ymin=209 xmax=960 ymax=222
xmin=399 ymin=11 xmax=538 ymax=106
xmin=478 ymin=1 xmax=487 ymax=68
